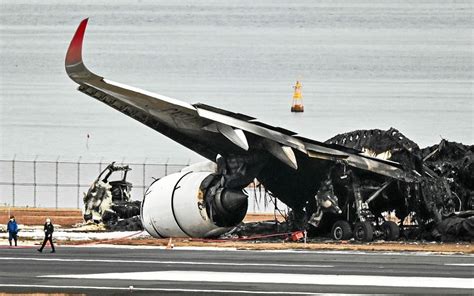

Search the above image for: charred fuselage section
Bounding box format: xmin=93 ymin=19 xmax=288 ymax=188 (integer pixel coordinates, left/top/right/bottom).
xmin=83 ymin=162 xmax=142 ymax=230
xmin=212 ymin=128 xmax=473 ymax=241
xmin=255 ymin=128 xmax=472 ymax=241
xmin=323 ymin=129 xmax=473 ymax=241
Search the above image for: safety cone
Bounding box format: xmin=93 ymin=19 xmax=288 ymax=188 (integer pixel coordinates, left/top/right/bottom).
xmin=166 ymin=237 xmax=174 ymax=249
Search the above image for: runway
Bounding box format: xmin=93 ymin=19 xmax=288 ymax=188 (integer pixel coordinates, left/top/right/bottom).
xmin=0 ymin=245 xmax=472 ymax=295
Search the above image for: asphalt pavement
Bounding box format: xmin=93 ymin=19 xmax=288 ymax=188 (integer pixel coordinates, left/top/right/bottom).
xmin=0 ymin=245 xmax=472 ymax=295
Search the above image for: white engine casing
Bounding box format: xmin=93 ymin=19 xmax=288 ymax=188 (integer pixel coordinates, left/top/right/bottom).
xmin=141 ymin=171 xmax=231 ymax=238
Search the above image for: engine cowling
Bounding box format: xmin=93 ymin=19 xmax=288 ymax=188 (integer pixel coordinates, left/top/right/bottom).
xmin=141 ymin=171 xmax=248 ymax=238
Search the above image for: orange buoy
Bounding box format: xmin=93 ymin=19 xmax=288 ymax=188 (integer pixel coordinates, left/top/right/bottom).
xmin=291 ymin=81 xmax=304 ymax=112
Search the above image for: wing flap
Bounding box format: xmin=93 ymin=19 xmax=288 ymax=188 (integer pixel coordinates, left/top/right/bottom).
xmin=196 ymin=107 xmax=307 ymax=154
xmin=345 ymin=154 xmax=412 ymax=181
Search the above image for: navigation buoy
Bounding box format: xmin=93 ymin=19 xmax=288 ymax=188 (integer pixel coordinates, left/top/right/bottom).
xmin=291 ymin=81 xmax=304 ymax=112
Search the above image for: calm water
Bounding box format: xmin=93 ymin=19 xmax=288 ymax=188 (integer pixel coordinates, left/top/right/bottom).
xmin=1 ymin=0 xmax=473 ymax=165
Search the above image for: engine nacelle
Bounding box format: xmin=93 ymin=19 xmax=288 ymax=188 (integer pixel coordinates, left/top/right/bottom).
xmin=141 ymin=171 xmax=248 ymax=238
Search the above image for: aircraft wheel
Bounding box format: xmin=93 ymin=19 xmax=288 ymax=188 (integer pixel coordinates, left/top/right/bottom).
xmin=331 ymin=220 xmax=352 ymax=240
xmin=354 ymin=221 xmax=374 ymax=242
xmin=83 ymin=213 xmax=92 ymax=221
xmin=382 ymin=221 xmax=400 ymax=241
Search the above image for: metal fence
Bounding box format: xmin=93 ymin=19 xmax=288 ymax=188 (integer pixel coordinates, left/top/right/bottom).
xmin=0 ymin=157 xmax=188 ymax=209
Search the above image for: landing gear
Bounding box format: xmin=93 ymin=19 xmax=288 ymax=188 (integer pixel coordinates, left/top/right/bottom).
xmin=354 ymin=221 xmax=374 ymax=242
xmin=330 ymin=220 xmax=399 ymax=242
xmin=331 ymin=220 xmax=352 ymax=240
xmin=382 ymin=221 xmax=400 ymax=241
xmin=319 ymin=170 xmax=401 ymax=242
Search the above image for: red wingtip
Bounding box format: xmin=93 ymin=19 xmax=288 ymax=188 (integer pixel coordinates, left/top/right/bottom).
xmin=65 ymin=18 xmax=89 ymax=66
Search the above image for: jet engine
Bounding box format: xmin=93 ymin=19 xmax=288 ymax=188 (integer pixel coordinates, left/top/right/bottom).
xmin=141 ymin=171 xmax=248 ymax=238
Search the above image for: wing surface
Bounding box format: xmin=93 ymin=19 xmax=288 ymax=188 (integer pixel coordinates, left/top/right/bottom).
xmin=66 ymin=19 xmax=412 ymax=181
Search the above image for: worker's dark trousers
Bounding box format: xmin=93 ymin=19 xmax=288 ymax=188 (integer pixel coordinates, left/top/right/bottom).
xmin=39 ymin=235 xmax=55 ymax=251
xmin=8 ymin=233 xmax=17 ymax=246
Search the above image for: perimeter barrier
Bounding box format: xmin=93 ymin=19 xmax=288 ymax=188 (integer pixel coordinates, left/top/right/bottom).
xmin=0 ymin=157 xmax=188 ymax=209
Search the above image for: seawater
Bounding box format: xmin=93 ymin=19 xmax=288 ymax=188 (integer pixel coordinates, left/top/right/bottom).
xmin=1 ymin=0 xmax=472 ymax=165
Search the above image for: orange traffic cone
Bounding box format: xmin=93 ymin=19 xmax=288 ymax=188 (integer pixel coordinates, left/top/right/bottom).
xmin=166 ymin=237 xmax=174 ymax=249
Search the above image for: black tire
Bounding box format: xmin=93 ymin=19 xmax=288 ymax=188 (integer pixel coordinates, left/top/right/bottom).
xmin=354 ymin=221 xmax=374 ymax=242
xmin=331 ymin=220 xmax=352 ymax=240
xmin=382 ymin=221 xmax=400 ymax=241
xmin=83 ymin=213 xmax=92 ymax=222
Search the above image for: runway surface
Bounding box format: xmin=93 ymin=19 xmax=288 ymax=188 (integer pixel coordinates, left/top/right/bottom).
xmin=0 ymin=245 xmax=472 ymax=295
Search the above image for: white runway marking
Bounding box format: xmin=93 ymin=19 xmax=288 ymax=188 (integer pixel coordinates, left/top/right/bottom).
xmin=0 ymin=257 xmax=332 ymax=268
xmin=48 ymin=244 xmax=474 ymax=257
xmin=40 ymin=270 xmax=474 ymax=290
xmin=444 ymin=263 xmax=474 ymax=266
xmin=0 ymin=284 xmax=322 ymax=295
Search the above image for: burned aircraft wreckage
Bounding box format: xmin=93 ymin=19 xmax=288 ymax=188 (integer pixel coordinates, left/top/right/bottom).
xmin=323 ymin=129 xmax=473 ymax=241
xmin=83 ymin=162 xmax=142 ymax=231
xmin=69 ymin=19 xmax=472 ymax=241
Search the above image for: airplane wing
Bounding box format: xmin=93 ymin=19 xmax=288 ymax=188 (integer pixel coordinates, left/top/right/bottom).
xmin=65 ymin=19 xmax=412 ymax=182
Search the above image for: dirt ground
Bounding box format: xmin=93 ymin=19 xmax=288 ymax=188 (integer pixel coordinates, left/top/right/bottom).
xmin=0 ymin=207 xmax=280 ymax=227
xmin=59 ymin=236 xmax=473 ymax=254
xmin=2 ymin=207 xmax=472 ymax=254
xmin=0 ymin=207 xmax=83 ymax=227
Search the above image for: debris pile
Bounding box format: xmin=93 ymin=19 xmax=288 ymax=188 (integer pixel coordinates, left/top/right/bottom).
xmin=422 ymin=139 xmax=473 ymax=210
xmin=229 ymin=221 xmax=289 ymax=238
xmin=421 ymin=140 xmax=474 ymax=241
xmin=83 ymin=162 xmax=143 ymax=231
